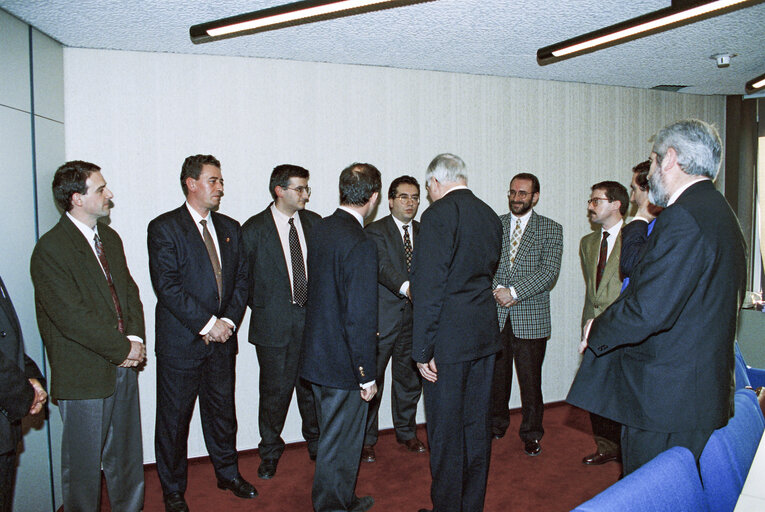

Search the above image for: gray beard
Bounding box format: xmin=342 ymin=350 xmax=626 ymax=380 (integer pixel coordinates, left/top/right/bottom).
xmin=648 ymin=171 xmax=670 ymax=208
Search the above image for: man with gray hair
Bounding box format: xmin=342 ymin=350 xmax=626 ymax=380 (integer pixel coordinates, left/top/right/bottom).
xmin=411 ymin=154 xmax=502 ymax=512
xmin=569 ymin=119 xmax=747 ymax=475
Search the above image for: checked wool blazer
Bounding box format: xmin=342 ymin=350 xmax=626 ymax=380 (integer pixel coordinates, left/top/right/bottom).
xmin=493 ymin=210 xmax=563 ymax=339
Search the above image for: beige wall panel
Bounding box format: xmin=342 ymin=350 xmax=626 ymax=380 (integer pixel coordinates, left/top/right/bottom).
xmin=0 ymin=9 xmax=30 ymax=112
xmin=63 ymin=48 xmax=725 ymax=463
xmin=31 ymin=28 xmax=64 ymax=123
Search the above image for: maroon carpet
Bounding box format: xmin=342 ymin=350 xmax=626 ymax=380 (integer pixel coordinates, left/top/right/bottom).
xmin=95 ymin=403 xmax=619 ymax=511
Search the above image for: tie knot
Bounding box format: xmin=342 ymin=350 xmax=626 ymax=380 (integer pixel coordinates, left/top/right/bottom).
xmin=403 ymin=224 xmax=409 ymax=232
xmin=289 ymin=217 xmax=295 ymax=226
xmin=200 ymin=219 xmax=207 ymax=227
xmin=94 ymin=233 xmax=101 ymax=245
xmin=602 ymin=231 xmax=610 ymax=240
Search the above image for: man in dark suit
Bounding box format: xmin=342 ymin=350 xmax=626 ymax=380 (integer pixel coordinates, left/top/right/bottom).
xmin=361 ymin=175 xmax=426 ymax=463
xmin=412 ymin=154 xmax=503 ymax=512
xmin=491 ymin=173 xmax=562 ymax=457
xmin=148 ymin=155 xmax=256 ymax=512
xmin=620 ymin=160 xmax=661 ymax=290
xmin=301 ymin=163 xmax=381 ymax=512
xmin=0 ymin=275 xmax=46 ymax=512
xmin=241 ymin=164 xmax=320 ymax=479
xmin=570 ymin=119 xmax=747 ymax=475
xmin=31 ymin=160 xmax=146 ymax=511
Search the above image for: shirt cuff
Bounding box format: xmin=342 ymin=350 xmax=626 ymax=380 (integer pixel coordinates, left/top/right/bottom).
xmin=360 ymin=380 xmax=375 ymax=390
xmin=221 ymin=317 xmax=236 ymax=331
xmin=399 ymin=281 xmax=410 ymax=296
xmin=509 ymin=286 xmax=518 ymax=300
xmin=631 ymin=216 xmax=650 ymax=224
xmin=200 ymin=316 xmax=217 ymax=335
xmin=126 ymin=335 xmax=143 ymax=343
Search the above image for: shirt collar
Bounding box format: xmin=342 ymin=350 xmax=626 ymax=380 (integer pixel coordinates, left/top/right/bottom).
xmin=270 ymin=203 xmax=297 ymax=224
xmin=338 ymin=206 xmax=364 ymax=227
xmin=602 ymin=219 xmax=624 ymax=238
xmin=442 ymin=185 xmax=469 ymax=198
xmin=667 ymin=177 xmax=709 ymax=206
xmin=185 ymin=202 xmax=210 ymax=225
xmin=66 ymin=211 xmax=99 ymax=241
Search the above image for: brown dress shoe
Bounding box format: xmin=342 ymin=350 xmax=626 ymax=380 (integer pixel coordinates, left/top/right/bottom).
xmin=361 ymin=444 xmax=376 ymax=462
xmin=398 ymin=437 xmax=427 ymax=453
xmin=582 ymin=451 xmax=619 ymax=465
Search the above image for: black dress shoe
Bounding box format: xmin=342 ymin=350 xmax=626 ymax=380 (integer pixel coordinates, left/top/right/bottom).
xmin=492 ymin=431 xmax=505 ymax=440
xmin=163 ymin=491 xmax=189 ymax=512
xmin=309 ymin=451 xmax=317 ymax=461
xmin=216 ymin=475 xmax=258 ymax=499
xmin=398 ymin=437 xmax=427 ymax=453
xmin=361 ymin=444 xmax=376 ymax=462
xmin=350 ymin=495 xmax=374 ymax=512
xmin=582 ymin=451 xmax=619 ymax=465
xmin=417 ymin=509 xmax=433 ymax=512
xmin=258 ymin=458 xmax=278 ymax=479
xmin=524 ymin=439 xmax=541 ymax=456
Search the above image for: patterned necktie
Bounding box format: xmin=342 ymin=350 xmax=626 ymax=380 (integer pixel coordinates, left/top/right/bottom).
xmin=403 ymin=224 xmax=413 ymax=273
xmin=94 ymin=234 xmax=124 ymax=333
xmin=200 ymin=219 xmax=223 ymax=304
xmin=289 ymin=218 xmax=308 ymax=306
xmin=508 ymin=218 xmax=523 ymax=267
xmin=596 ymin=231 xmax=610 ymax=290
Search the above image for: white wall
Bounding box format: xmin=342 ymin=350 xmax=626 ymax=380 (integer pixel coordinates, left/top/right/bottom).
xmin=62 ymin=48 xmax=725 ymax=464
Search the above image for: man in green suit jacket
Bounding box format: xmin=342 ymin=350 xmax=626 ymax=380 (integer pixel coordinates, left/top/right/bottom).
xmin=31 ymin=160 xmax=146 ymax=511
xmin=578 ymin=180 xmax=628 ymax=467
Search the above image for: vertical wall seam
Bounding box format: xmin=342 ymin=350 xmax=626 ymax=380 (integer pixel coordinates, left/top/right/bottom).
xmin=28 ymin=25 xmax=57 ymax=512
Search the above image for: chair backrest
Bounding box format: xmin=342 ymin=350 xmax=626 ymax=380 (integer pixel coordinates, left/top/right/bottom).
xmin=699 ymin=388 xmax=765 ymax=512
xmin=571 ymin=446 xmax=708 ymax=512
xmin=735 ymin=342 xmax=752 ymax=389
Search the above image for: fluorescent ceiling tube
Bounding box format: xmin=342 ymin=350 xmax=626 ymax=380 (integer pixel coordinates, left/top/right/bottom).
xmin=537 ymin=0 xmax=765 ymax=65
xmin=191 ymin=0 xmax=434 ymax=44
xmin=745 ymin=72 xmax=765 ymax=94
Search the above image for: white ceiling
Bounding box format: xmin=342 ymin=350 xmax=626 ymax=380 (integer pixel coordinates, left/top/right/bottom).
xmin=2 ymin=0 xmax=764 ymax=96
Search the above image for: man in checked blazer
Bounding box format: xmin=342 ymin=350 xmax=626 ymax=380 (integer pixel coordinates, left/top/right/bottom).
xmin=491 ymin=173 xmax=563 ymax=456
xmin=578 ymin=180 xmax=628 ymax=466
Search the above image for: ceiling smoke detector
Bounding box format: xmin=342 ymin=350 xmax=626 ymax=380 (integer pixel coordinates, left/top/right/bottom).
xmin=710 ymin=53 xmax=737 ymax=68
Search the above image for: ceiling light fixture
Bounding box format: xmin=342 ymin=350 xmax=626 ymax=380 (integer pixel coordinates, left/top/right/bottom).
xmin=537 ymin=0 xmax=765 ymax=66
xmin=745 ymin=72 xmax=765 ymax=93
xmin=190 ymin=0 xmax=435 ymax=44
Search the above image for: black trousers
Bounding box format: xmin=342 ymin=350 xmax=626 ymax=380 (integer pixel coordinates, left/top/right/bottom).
xmin=155 ymin=348 xmax=239 ymax=494
xmin=590 ymin=412 xmax=622 ymax=455
xmin=621 ymin=424 xmax=713 ymax=476
xmin=0 ymin=450 xmax=16 ymax=512
xmin=365 ymin=302 xmax=421 ymax=445
xmin=491 ymin=320 xmax=546 ymax=441
xmin=255 ymin=306 xmax=319 ymax=460
xmin=423 ymin=354 xmax=494 ymax=512
xmin=311 ymin=384 xmax=367 ymax=512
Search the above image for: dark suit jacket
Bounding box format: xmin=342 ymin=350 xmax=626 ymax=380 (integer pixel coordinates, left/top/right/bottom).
xmin=300 ymin=209 xmax=378 ymax=390
xmin=365 ymin=215 xmax=419 ymax=339
xmin=31 ymin=215 xmax=144 ymax=400
xmin=619 ymin=219 xmax=650 ymax=278
xmin=148 ymin=205 xmax=248 ymax=359
xmin=0 ymin=276 xmax=44 ymax=454
xmin=411 ymin=189 xmax=503 ymax=364
xmin=568 ymin=180 xmax=746 ymax=433
xmin=241 ymin=206 xmax=321 ymax=347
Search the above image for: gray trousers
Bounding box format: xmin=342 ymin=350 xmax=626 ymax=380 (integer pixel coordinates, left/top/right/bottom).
xmin=59 ymin=367 xmax=144 ymax=512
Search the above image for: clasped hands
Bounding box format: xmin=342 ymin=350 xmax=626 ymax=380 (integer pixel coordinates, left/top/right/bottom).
xmin=493 ymin=287 xmax=517 ymax=307
xmin=119 ymin=339 xmax=147 ymax=368
xmin=27 ymin=378 xmax=47 ymax=416
xmin=203 ymin=318 xmax=234 ymax=345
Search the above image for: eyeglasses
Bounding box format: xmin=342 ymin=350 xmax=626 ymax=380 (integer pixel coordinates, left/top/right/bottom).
xmin=507 ymin=190 xmax=531 ymax=199
xmin=394 ymin=194 xmax=420 ymax=203
xmin=284 ymin=186 xmax=311 ymax=196
xmin=587 ymin=197 xmax=611 ymax=206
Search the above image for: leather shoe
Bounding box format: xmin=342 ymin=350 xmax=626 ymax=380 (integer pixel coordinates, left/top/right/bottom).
xmin=351 ymin=495 xmax=374 ymax=512
xmin=582 ymin=451 xmax=619 ymax=465
xmin=258 ymin=458 xmax=278 ymax=479
xmin=417 ymin=509 xmax=433 ymax=512
xmin=524 ymin=439 xmax=541 ymax=456
xmin=163 ymin=492 xmax=189 ymax=512
xmin=216 ymin=475 xmax=258 ymax=499
xmin=361 ymin=444 xmax=376 ymax=462
xmin=398 ymin=437 xmax=427 ymax=453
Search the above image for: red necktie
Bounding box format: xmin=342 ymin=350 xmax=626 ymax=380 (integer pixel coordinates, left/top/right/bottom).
xmin=596 ymin=231 xmax=610 ymax=290
xmin=94 ymin=234 xmax=124 ymax=333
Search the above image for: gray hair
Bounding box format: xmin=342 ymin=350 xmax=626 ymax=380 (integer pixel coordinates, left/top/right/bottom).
xmin=425 ymin=153 xmax=468 ymax=185
xmin=651 ymin=119 xmax=722 ymax=180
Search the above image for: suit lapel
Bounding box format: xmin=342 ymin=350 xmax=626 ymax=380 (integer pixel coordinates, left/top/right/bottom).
xmin=509 ymin=211 xmax=537 ymax=278
xmin=61 ymin=216 xmax=117 ymax=314
xmin=385 ymin=216 xmax=407 ymax=274
xmin=180 ymin=206 xmax=219 ymax=292
xmin=211 ymin=212 xmax=233 ymax=296
xmin=264 ymin=207 xmax=291 ymax=281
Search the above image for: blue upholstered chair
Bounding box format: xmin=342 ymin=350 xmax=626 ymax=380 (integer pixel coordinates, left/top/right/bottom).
xmin=735 ymin=341 xmax=765 ymax=389
xmin=571 ymin=446 xmax=708 ymax=512
xmin=699 ymin=388 xmax=765 ymax=512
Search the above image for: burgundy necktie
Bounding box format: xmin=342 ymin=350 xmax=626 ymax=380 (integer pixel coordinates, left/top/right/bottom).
xmin=94 ymin=234 xmax=124 ymax=333
xmin=595 ymin=231 xmax=610 ymax=290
